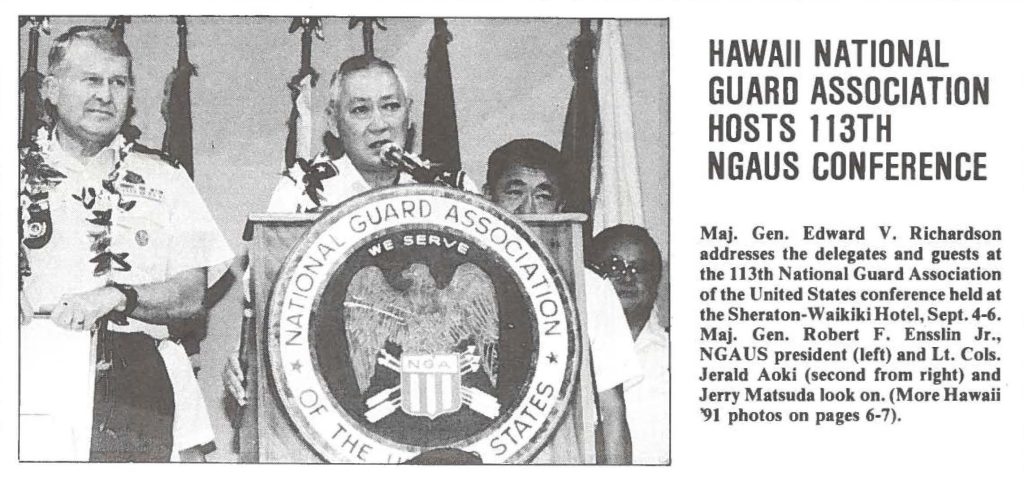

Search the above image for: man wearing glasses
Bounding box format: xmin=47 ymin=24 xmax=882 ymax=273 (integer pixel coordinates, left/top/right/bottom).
xmin=590 ymin=225 xmax=668 ymax=464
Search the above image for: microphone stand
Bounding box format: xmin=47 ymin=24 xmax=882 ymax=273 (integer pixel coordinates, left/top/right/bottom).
xmin=380 ymin=143 xmax=468 ymax=190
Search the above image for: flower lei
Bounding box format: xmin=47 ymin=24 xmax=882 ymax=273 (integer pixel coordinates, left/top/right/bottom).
xmin=284 ymin=151 xmax=338 ymax=212
xmin=19 ymin=127 xmax=65 ymax=282
xmin=19 ymin=127 xmax=140 ymax=280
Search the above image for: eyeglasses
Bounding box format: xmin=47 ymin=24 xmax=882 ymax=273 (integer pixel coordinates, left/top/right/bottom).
xmin=591 ymin=256 xmax=654 ymax=280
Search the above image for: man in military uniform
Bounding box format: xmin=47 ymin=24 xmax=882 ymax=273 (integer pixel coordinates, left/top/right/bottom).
xmin=20 ymin=26 xmax=234 ymax=462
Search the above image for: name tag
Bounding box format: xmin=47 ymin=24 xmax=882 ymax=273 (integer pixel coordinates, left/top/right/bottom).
xmin=119 ymin=183 xmax=165 ymax=202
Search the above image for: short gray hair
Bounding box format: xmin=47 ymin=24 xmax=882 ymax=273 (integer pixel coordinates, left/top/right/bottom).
xmin=326 ymin=55 xmax=409 ymax=118
xmin=48 ymin=26 xmax=133 ymax=81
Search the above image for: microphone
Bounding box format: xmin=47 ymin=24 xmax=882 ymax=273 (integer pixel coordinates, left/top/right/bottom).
xmin=379 ymin=142 xmax=467 ymax=190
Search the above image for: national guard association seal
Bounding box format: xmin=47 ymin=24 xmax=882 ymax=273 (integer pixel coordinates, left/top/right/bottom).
xmin=266 ymin=185 xmax=580 ymax=463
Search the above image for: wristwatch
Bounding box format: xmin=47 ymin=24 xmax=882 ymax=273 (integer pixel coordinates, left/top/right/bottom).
xmin=108 ymin=282 xmax=138 ymax=324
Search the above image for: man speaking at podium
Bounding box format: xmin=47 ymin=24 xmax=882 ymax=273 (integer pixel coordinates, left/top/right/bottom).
xmin=226 ymin=54 xmax=477 ymax=406
xmin=262 ymin=55 xmax=472 ymax=213
xmin=224 ymin=54 xmax=638 ymax=463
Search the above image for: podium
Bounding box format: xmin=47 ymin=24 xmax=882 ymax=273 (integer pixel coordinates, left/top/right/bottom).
xmin=239 ymin=187 xmax=597 ymax=463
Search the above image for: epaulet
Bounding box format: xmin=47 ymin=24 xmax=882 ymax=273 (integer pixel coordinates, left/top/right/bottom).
xmin=131 ymin=143 xmax=182 ymax=169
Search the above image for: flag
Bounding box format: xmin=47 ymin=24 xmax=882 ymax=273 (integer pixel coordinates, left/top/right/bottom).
xmin=421 ymin=18 xmax=461 ymax=170
xmin=591 ymin=20 xmax=645 ymax=232
xmin=106 ymin=17 xmax=142 ymax=144
xmin=107 ymin=16 xmax=131 ymax=39
xmin=285 ymin=73 xmax=315 ymax=170
xmin=162 ymin=17 xmax=196 ymax=179
xmin=349 ymin=18 xmax=386 ymax=58
xmin=284 ymin=18 xmax=322 ymax=171
xmin=19 ymin=17 xmax=49 ymax=147
xmin=560 ymin=20 xmax=598 ymax=242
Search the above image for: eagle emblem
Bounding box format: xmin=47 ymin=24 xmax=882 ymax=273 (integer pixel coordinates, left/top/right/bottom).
xmin=264 ymin=187 xmax=580 ymax=462
xmin=343 ymin=262 xmax=500 ymax=421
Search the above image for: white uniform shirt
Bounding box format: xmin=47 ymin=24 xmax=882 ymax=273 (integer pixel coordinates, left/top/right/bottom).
xmin=23 ymin=139 xmax=233 ymax=317
xmin=584 ymin=270 xmax=643 ymax=393
xmin=21 ymin=137 xmax=234 ymax=460
xmin=624 ymin=311 xmax=670 ymax=464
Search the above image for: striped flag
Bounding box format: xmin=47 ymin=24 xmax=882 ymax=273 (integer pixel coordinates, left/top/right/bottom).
xmin=400 ymin=354 xmax=462 ymax=419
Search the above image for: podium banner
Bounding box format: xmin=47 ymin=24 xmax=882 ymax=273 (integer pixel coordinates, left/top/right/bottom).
xmin=243 ymin=186 xmax=595 ymax=463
